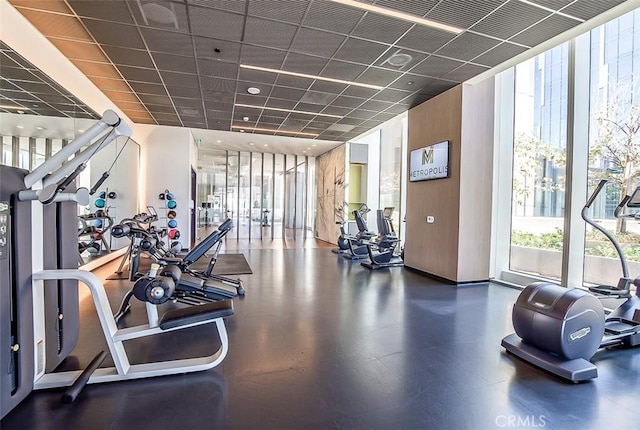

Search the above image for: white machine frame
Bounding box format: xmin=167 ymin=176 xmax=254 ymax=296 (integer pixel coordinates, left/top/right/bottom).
xmin=32 ymin=264 xmax=229 ymax=390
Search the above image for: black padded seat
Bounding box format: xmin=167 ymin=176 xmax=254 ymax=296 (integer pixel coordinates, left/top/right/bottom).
xmin=159 ymin=300 xmax=234 ymax=330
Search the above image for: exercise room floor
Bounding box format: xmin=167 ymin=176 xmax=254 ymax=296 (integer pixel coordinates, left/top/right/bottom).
xmin=3 ymin=247 xmax=640 ymax=430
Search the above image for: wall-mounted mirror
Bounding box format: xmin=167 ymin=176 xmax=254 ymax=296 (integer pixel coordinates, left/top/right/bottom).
xmin=0 ymin=40 xmax=140 ymax=266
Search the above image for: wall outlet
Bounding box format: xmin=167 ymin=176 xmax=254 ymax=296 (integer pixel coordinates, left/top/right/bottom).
xmin=426 ymin=216 xmax=435 ymax=223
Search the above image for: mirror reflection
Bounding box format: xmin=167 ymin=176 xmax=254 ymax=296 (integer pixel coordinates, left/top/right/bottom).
xmin=1 ymin=41 xmax=141 ymax=266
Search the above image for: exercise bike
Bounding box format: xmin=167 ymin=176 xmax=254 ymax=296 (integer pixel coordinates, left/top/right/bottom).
xmin=332 ymin=204 xmax=370 ymax=255
xmin=361 ymin=208 xmax=404 ymax=270
xmin=501 ymin=180 xmax=640 ymax=382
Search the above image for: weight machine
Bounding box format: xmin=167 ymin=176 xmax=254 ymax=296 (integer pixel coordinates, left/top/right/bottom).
xmin=0 ymin=110 xmax=233 ymax=419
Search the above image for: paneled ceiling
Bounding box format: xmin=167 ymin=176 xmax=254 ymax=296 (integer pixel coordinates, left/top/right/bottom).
xmin=3 ymin=0 xmax=629 ymax=142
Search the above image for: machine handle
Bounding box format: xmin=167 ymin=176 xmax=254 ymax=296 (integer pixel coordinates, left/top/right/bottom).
xmin=584 ymin=180 xmax=608 ymax=209
xmin=90 ymin=172 xmax=110 ymax=195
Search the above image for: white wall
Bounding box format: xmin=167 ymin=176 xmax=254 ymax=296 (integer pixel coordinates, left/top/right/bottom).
xmin=134 ymin=124 xmax=194 ymax=250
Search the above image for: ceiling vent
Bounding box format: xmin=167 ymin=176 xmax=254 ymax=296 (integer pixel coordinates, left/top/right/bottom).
xmin=381 ymin=50 xmax=413 ymax=69
xmin=300 ymin=91 xmax=335 ymax=105
xmin=327 ymin=123 xmax=355 ymax=132
xmin=180 ymin=107 xmax=200 ymax=116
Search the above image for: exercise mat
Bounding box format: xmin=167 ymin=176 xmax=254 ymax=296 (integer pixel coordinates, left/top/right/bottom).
xmin=191 ymin=253 xmax=253 ymax=275
xmin=106 ymin=253 xmax=252 ymax=280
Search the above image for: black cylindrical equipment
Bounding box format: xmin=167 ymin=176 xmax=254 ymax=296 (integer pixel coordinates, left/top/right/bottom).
xmin=61 ymin=350 xmax=107 ymax=404
xmin=512 ymin=282 xmax=605 ymax=360
xmin=132 ymin=276 xmax=175 ymax=305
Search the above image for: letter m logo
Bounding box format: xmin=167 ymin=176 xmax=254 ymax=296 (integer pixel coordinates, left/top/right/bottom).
xmin=423 ymin=147 xmax=434 ymax=164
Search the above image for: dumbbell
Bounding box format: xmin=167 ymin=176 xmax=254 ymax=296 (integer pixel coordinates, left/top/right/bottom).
xmin=108 ymin=191 xmax=117 ymax=199
xmin=167 ymin=200 xmax=177 ymax=209
xmin=168 ymin=219 xmax=177 ymax=228
xmin=167 ymin=210 xmax=177 ymax=219
xmin=168 ymin=229 xmax=180 ymax=239
xmin=170 ymin=241 xmax=181 ymax=253
xmin=87 ymin=242 xmax=101 ymax=254
xmin=111 ymin=224 xmax=130 ymax=238
xmin=95 ymin=199 xmax=105 ymax=208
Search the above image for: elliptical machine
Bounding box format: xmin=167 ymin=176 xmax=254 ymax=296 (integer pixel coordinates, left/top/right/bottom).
xmin=501 ymin=180 xmax=640 ymax=382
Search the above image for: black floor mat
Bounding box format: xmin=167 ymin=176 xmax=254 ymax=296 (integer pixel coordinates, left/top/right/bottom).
xmin=106 ymin=253 xmax=252 ymax=280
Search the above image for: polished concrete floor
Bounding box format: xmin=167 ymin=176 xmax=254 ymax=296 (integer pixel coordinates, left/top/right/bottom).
xmin=3 ymin=246 xmax=640 ymax=429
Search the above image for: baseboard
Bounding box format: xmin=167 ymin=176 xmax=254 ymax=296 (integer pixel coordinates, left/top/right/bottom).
xmin=403 ymin=265 xmax=490 ymax=286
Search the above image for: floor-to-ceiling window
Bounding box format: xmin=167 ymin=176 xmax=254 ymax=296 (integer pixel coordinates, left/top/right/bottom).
xmin=509 ymin=44 xmax=569 ymax=281
xmin=584 ymin=9 xmax=640 ymax=286
xmin=379 ymin=116 xmax=405 ymax=238
xmin=494 ymin=7 xmax=640 ymax=289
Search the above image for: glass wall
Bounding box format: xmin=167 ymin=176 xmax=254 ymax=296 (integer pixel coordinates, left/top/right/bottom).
xmin=306 ymin=157 xmax=316 ymax=236
xmin=509 ymin=43 xmax=569 ymax=281
xmin=238 ymin=152 xmax=251 ymax=239
xmin=347 ymin=114 xmax=407 ymax=244
xmin=197 ymin=149 xmax=227 ymax=232
xmin=273 ymin=154 xmax=284 ymax=239
xmin=262 ymin=153 xmax=273 ymax=238
xmin=494 ymin=7 xmax=640 ymax=289
xmin=196 ymin=149 xmax=315 ymax=242
xmin=584 ymin=9 xmax=640 ymax=285
xmin=379 ymin=116 xmax=405 ymax=237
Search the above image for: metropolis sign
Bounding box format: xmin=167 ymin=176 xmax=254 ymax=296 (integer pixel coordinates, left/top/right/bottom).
xmin=409 ymin=140 xmax=449 ymax=182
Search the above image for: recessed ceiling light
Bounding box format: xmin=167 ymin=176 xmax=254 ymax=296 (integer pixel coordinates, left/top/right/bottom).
xmin=235 ymin=103 xmax=342 ymax=118
xmin=78 ymin=129 xmax=85 ymax=133
xmin=243 ymin=116 xmax=250 ymax=121
xmin=16 ymin=125 xmax=24 ymax=129
xmin=216 ymin=140 xmax=222 ymax=143
xmin=239 ymin=129 xmax=245 ymax=133
xmin=232 ymin=125 xmax=319 ymax=137
xmin=312 ymin=144 xmax=317 ymax=147
xmin=327 ymin=0 xmax=463 ymax=33
xmin=264 ymin=144 xmax=269 ymax=147
xmin=303 ymin=150 xmax=307 ymax=153
xmin=249 ymin=142 xmax=255 ymax=146
xmin=247 ymin=87 xmax=261 ymax=95
xmin=240 ymin=64 xmax=384 ymax=90
xmin=36 ymin=126 xmax=45 ymax=130
xmin=17 ymin=110 xmax=25 ymax=114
